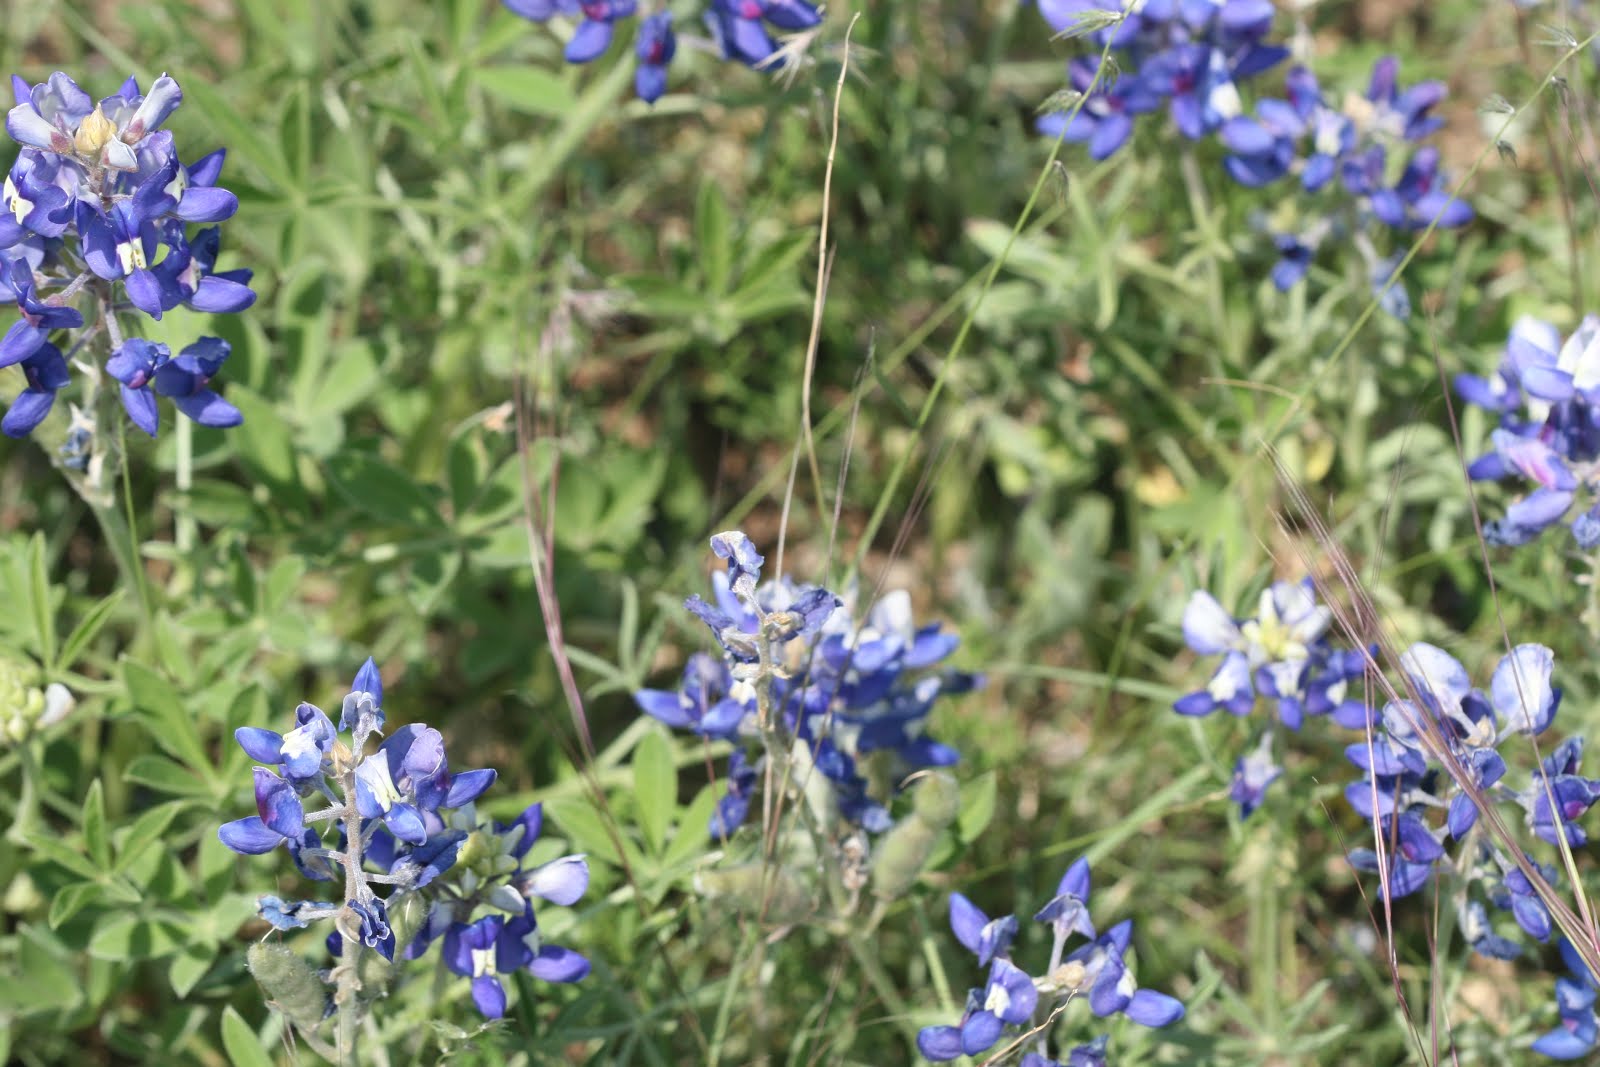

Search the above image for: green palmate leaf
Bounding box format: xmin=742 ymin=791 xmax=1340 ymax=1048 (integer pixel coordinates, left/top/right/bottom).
xmin=182 ymin=80 xmax=296 ymax=195
xmin=660 ymin=784 xmax=719 ymax=874
xmin=121 ymin=660 xmax=212 ymax=775
xmin=0 ymin=926 xmax=82 ymax=1013
xmin=545 ymin=797 xmax=627 ymax=868
xmin=168 ymin=943 xmax=214 ymax=999
xmin=82 ymin=778 xmax=109 ymax=870
xmin=87 ymin=914 xmax=187 ymax=961
xmin=115 ymin=801 xmax=190 ymax=874
xmin=227 ymin=386 xmax=307 ymax=511
xmin=327 ymin=449 xmax=446 ymax=529
xmin=27 ymin=834 xmax=98 ymax=882
xmin=631 ymin=730 xmax=676 ymax=855
xmin=124 ymin=754 xmax=213 ymax=798
xmin=48 ymin=881 xmax=102 ymax=929
xmin=956 ymin=769 xmax=998 ymax=845
xmin=261 ymin=556 xmax=306 ymax=616
xmin=696 ymin=179 xmax=734 ymax=297
xmin=474 ymin=66 xmax=574 ymax=116
xmin=197 ymin=833 xmax=236 ymax=903
xmin=303 ymin=339 xmax=381 ymax=420
xmin=220 ymin=1005 xmax=276 ymax=1067
xmin=58 ymin=589 xmax=124 ymax=670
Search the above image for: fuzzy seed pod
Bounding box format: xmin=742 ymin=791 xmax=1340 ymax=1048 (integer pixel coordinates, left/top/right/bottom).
xmin=247 ymin=942 xmax=329 ymax=1030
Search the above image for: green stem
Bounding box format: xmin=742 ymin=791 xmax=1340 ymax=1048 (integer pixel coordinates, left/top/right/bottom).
xmin=174 ymin=414 xmax=196 ymax=556
xmin=843 ymin=932 xmax=921 ymax=1055
xmin=117 ymin=420 xmax=153 ymax=625
xmin=707 ymin=922 xmax=763 ymax=1067
xmin=11 ymin=736 xmax=79 ymax=832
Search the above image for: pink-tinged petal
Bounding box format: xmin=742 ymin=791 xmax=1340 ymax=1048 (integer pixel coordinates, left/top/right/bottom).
xmin=6 ymin=105 xmax=70 ymax=153
xmin=253 ymin=767 xmax=304 ymax=838
xmin=121 ymin=74 xmax=182 ymax=142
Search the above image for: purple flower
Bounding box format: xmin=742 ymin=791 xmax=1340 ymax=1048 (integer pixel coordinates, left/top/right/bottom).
xmin=339 ymin=656 xmax=385 ymax=734
xmin=1534 ymin=941 xmax=1600 ymax=1060
xmin=1 ymin=341 xmax=68 ymax=437
xmin=1228 ymin=734 xmax=1282 ymax=818
xmin=0 ymin=257 xmax=82 ymax=368
xmin=634 ymin=13 xmax=676 ymax=103
xmin=1036 ymin=59 xmax=1163 ymax=160
xmin=1219 ymin=97 xmax=1305 ymax=187
xmin=151 ymin=336 xmax=243 ymax=428
xmin=104 ymin=338 xmax=166 ymax=436
xmin=565 ymin=0 xmax=638 ymax=64
xmin=234 ymin=701 xmax=339 ymax=781
xmin=922 ymin=857 xmax=1182 ymax=1063
xmin=949 ymin=892 xmax=1019 ymax=967
xmin=444 ymin=909 xmax=590 ymax=1019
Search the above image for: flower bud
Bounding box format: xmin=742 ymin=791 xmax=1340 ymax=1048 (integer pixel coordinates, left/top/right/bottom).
xmin=0 ymin=659 xmax=45 ymax=746
xmin=73 ymin=106 xmax=116 ymax=157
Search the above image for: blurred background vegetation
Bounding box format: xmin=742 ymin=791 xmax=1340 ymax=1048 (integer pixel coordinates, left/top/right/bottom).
xmin=4 ymin=0 xmax=1600 ymax=1062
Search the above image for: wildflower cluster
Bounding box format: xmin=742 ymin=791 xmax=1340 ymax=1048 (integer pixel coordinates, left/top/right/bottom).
xmin=1536 ymin=939 xmax=1600 ymax=1060
xmin=1457 ymin=315 xmax=1600 ymax=547
xmin=503 ymin=0 xmax=821 ymax=105
xmin=1340 ymin=642 xmax=1600 ymax=1057
xmin=2 ymin=71 xmax=253 ymax=449
xmin=1227 ymin=56 xmax=1472 ymax=316
xmin=1343 ymin=643 xmax=1590 ymax=940
xmin=1173 ymin=579 xmax=1369 ymax=817
xmin=1034 ymin=0 xmax=1288 ymax=159
xmin=917 ymin=857 xmax=1184 ymax=1064
xmin=219 ymin=659 xmax=589 ymax=1026
xmin=1033 ymin=3 xmax=1470 ymax=316
xmin=635 ymin=531 xmax=974 ymax=842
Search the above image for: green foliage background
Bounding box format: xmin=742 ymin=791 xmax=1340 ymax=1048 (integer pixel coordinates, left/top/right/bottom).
xmin=2 ymin=0 xmax=1597 ymax=1063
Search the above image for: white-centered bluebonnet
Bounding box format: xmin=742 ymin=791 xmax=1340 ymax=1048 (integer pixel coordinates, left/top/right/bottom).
xmin=1343 ymin=641 xmax=1599 ymax=977
xmin=1458 ymin=315 xmax=1600 ymax=547
xmin=1 ymin=71 xmax=253 ymax=441
xmin=634 ymin=530 xmax=975 ymax=838
xmin=918 ymin=857 xmax=1184 ymax=1063
xmin=503 ymin=0 xmax=821 ymax=105
xmin=1173 ymin=579 xmax=1370 ymax=818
